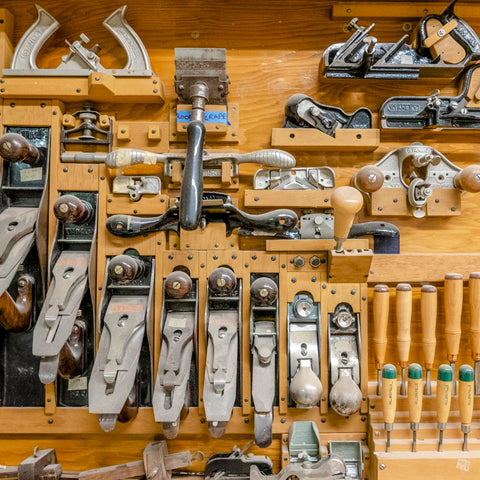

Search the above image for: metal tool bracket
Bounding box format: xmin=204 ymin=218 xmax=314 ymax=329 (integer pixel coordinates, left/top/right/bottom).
xmin=113 ymin=176 xmax=161 ymax=201
xmin=254 ymin=167 xmax=335 ymax=191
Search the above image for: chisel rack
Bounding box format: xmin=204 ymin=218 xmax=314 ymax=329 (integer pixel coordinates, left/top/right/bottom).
xmin=1 ymin=2 xmax=480 ymax=480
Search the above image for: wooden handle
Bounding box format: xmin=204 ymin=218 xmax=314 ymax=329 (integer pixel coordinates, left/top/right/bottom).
xmin=444 ymin=273 xmax=463 ymax=361
xmin=108 ymin=255 xmax=144 ymax=284
xmin=396 ymin=283 xmax=412 ymax=367
xmin=0 ymin=132 xmax=39 ymax=165
xmin=454 ymin=165 xmax=480 ymax=193
xmin=469 ymin=273 xmax=480 ymax=361
xmin=208 ymin=267 xmax=237 ymax=296
xmin=330 ymin=186 xmax=363 ymax=248
xmin=0 ymin=275 xmax=35 ymax=332
xmin=250 ymin=276 xmax=278 ymax=306
xmin=165 ymin=271 xmax=192 ymax=299
xmin=459 ymin=364 xmax=474 ymax=426
xmin=382 ymin=364 xmax=397 ymax=424
xmin=354 ymin=165 xmax=384 ymax=193
xmin=373 ymin=284 xmax=390 ymax=369
xmin=58 ymin=320 xmax=86 ymax=379
xmin=53 ymin=195 xmax=93 ymax=224
xmin=421 ymin=285 xmax=437 ymax=369
xmin=436 ymin=364 xmax=453 ymax=424
xmin=407 ymin=363 xmax=423 ymax=424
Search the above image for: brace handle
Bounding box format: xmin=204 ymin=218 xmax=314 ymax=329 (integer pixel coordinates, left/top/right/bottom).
xmin=180 ymin=121 xmax=205 ymax=230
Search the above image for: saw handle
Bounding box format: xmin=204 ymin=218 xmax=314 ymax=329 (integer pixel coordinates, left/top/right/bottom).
xmin=354 ymin=165 xmax=384 ymax=193
xmin=180 ymin=121 xmax=206 ymax=230
xmin=455 ymin=165 xmax=480 ymax=193
xmin=0 ymin=132 xmax=40 ymax=165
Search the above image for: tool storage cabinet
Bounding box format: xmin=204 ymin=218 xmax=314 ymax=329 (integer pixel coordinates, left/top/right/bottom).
xmin=0 ymin=1 xmax=480 ymax=479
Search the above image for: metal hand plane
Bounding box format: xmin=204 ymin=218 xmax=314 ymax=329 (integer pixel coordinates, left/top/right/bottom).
xmin=283 ymin=94 xmax=372 ymax=136
xmin=106 ymin=192 xmax=299 ymax=238
xmin=382 ymin=63 xmax=480 ymax=128
xmin=3 ymin=5 xmax=153 ymax=77
xmin=322 ymin=1 xmax=480 ymax=79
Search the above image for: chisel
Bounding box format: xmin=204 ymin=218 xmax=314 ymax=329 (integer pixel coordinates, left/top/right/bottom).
xmin=382 ymin=364 xmax=397 ymax=453
xmin=444 ymin=273 xmax=463 ymax=396
xmin=421 ymin=285 xmax=437 ymax=396
xmin=407 ymin=363 xmax=423 ymax=452
xmin=459 ymin=364 xmax=474 ymax=451
xmin=436 ymin=364 xmax=453 ymax=452
xmin=373 ymin=284 xmax=390 ymax=396
xmin=396 ymin=283 xmax=412 ymax=396
xmin=469 ymin=272 xmax=480 ymax=395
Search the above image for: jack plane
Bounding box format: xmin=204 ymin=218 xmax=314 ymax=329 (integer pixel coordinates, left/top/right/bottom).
xmin=322 ymin=1 xmax=480 ymax=80
xmin=3 ymin=5 xmax=153 ymax=77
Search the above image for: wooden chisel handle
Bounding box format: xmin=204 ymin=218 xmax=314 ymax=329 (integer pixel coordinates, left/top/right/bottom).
xmin=436 ymin=364 xmax=453 ymax=424
xmin=382 ymin=364 xmax=397 ymax=425
xmin=469 ymin=273 xmax=480 ymax=362
xmin=408 ymin=363 xmax=423 ymax=424
xmin=444 ymin=273 xmax=463 ymax=361
xmin=421 ymin=285 xmax=437 ymax=370
xmin=396 ymin=283 xmax=412 ymax=367
xmin=459 ymin=364 xmax=474 ymax=427
xmin=373 ymin=284 xmax=390 ymax=370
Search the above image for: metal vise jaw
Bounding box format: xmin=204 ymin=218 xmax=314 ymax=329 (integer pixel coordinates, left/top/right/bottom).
xmin=328 ymin=303 xmax=362 ymax=417
xmin=322 ymin=1 xmax=480 ymax=80
xmin=353 ymin=142 xmax=480 ymax=217
xmin=250 ymin=275 xmax=279 ymax=448
xmin=287 ymin=293 xmax=322 ymax=408
xmin=33 ymin=193 xmax=97 ymax=385
xmin=203 ymin=267 xmax=241 ymax=438
xmin=88 ymin=254 xmax=155 ymax=432
xmin=3 ymin=5 xmax=153 ymax=77
xmin=153 ymin=270 xmax=197 ymax=439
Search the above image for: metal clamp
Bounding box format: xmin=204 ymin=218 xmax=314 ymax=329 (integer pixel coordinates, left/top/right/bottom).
xmin=4 ymin=5 xmax=153 ymax=77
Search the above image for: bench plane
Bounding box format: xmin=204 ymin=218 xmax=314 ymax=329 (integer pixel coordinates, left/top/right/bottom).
xmin=153 ymin=270 xmax=197 ymax=438
xmin=203 ymin=267 xmax=241 ymax=438
xmin=0 ymin=131 xmax=50 ymax=334
xmin=3 ymin=5 xmax=153 ymax=77
xmin=32 ymin=193 xmax=97 ymax=386
xmin=106 ymin=192 xmax=299 ymax=238
xmin=382 ymin=63 xmax=480 ymax=128
xmin=322 ymin=1 xmax=480 ymax=80
xmin=283 ymin=94 xmax=372 ymax=137
xmin=89 ymin=254 xmax=154 ymax=432
xmin=353 ymin=143 xmax=480 ymax=217
xmin=250 ymin=275 xmax=278 ymax=447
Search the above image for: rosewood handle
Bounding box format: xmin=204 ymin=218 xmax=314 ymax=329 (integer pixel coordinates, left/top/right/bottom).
xmin=208 ymin=267 xmax=237 ymax=296
xmin=0 ymin=275 xmax=35 ymax=332
xmin=165 ymin=271 xmax=193 ymax=298
xmin=53 ymin=195 xmax=93 ymax=224
xmin=250 ymin=277 xmax=278 ymax=306
xmin=58 ymin=320 xmax=86 ymax=379
xmin=107 ymin=255 xmax=144 ymax=284
xmin=0 ymin=133 xmax=39 ymax=165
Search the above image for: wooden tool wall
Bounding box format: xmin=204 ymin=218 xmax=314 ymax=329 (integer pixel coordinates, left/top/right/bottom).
xmin=1 ymin=1 xmax=480 ymax=479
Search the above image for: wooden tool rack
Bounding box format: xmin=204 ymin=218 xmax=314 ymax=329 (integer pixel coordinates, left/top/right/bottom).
xmin=1 ymin=1 xmax=480 ymax=479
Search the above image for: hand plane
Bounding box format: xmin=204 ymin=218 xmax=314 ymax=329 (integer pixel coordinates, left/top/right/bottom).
xmin=153 ymin=270 xmax=197 ymax=438
xmin=106 ymin=192 xmax=299 ymax=238
xmin=203 ymin=267 xmax=241 ymax=437
xmin=89 ymin=254 xmax=154 ymax=432
xmin=32 ymin=193 xmax=97 ymax=385
xmin=0 ymin=131 xmax=49 ymax=331
xmin=253 ymin=166 xmax=334 ymax=190
xmin=250 ymin=275 xmax=278 ymax=447
xmin=283 ymin=94 xmax=372 ymax=137
xmin=382 ymin=63 xmax=480 ymax=128
xmin=322 ymin=1 xmax=480 ymax=80
xmin=3 ymin=5 xmax=153 ymax=77
xmin=353 ymin=143 xmax=480 ymax=217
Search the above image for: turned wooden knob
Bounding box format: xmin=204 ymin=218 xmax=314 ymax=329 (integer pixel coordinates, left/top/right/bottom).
xmin=354 ymin=165 xmax=384 ymax=192
xmin=53 ymin=195 xmax=93 ymax=224
xmin=208 ymin=267 xmax=237 ymax=296
xmin=0 ymin=133 xmax=39 ymax=165
xmin=165 ymin=270 xmax=192 ymax=298
xmin=331 ymin=186 xmax=363 ymax=251
xmin=108 ymin=255 xmax=144 ymax=284
xmin=251 ymin=277 xmax=278 ymax=306
xmin=455 ymin=165 xmax=480 ymax=193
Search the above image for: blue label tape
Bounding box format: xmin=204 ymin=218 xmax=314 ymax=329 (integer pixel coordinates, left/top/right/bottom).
xmin=177 ymin=110 xmax=230 ymax=125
